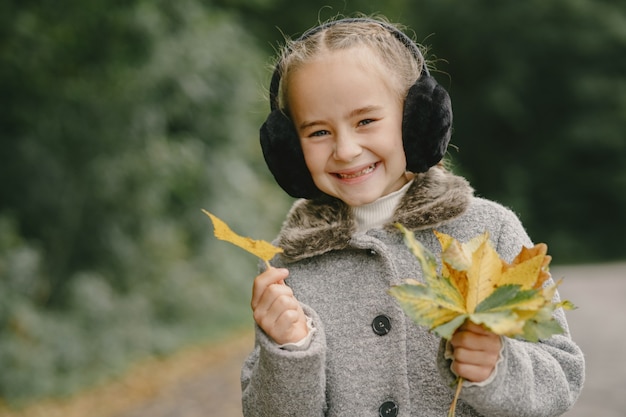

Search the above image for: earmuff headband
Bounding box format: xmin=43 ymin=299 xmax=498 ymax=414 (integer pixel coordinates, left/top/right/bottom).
xmin=260 ymin=17 xmax=453 ymax=199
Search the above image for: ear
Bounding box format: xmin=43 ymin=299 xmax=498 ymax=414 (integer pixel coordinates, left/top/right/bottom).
xmin=260 ymin=109 xmax=322 ymax=199
xmin=402 ymin=75 xmax=453 ymax=173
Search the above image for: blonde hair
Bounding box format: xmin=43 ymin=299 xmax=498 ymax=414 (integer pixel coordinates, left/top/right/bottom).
xmin=275 ymin=17 xmax=426 ymax=110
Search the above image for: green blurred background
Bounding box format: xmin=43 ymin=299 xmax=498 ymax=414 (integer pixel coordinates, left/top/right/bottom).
xmin=1 ymin=0 xmax=624 ymax=408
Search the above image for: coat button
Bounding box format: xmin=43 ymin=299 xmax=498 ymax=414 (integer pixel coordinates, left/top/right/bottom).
xmin=372 ymin=314 xmax=391 ymax=335
xmin=379 ymin=400 xmax=398 ymax=417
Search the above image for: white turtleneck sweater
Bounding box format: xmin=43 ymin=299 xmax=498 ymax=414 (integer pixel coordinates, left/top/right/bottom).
xmin=351 ymin=179 xmax=414 ymax=232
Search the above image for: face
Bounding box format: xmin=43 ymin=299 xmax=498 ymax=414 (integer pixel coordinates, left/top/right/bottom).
xmin=287 ymin=47 xmax=410 ymax=206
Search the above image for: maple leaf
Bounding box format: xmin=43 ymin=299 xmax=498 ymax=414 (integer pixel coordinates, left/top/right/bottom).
xmin=202 ymin=209 xmax=283 ymax=267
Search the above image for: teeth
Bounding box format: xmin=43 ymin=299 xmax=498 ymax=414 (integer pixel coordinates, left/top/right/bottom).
xmin=337 ymin=164 xmax=376 ymax=179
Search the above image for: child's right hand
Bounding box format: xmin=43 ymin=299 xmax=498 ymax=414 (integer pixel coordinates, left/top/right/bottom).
xmin=251 ymin=267 xmax=309 ymax=345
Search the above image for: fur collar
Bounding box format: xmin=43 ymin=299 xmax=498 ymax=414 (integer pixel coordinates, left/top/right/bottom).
xmin=276 ymin=167 xmax=474 ymax=263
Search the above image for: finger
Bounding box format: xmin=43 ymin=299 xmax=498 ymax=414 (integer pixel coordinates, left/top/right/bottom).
xmin=452 ymin=346 xmax=500 ymax=367
xmin=274 ymin=307 xmax=308 ymax=344
xmin=252 ymin=280 xmax=296 ymax=324
xmin=263 ymin=293 xmax=301 ymax=329
xmin=254 ymin=291 xmax=305 ymax=344
xmin=450 ymin=360 xmax=494 ymax=383
xmin=251 ymin=267 xmax=289 ymax=309
xmin=450 ymin=328 xmax=501 ymax=353
xmin=458 ymin=321 xmax=492 ymax=335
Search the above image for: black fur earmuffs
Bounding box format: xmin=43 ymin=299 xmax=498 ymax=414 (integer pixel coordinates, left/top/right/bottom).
xmin=260 ymin=18 xmax=453 ymax=199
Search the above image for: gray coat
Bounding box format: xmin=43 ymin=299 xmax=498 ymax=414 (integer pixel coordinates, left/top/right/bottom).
xmin=241 ymin=168 xmax=585 ymax=417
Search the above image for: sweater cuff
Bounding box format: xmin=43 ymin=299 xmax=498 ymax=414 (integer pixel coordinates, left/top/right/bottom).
xmin=278 ymin=314 xmax=316 ymax=351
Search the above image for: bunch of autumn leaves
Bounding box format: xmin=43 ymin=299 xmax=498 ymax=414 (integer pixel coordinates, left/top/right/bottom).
xmin=386 ymin=225 xmax=574 ymax=416
xmin=389 ymin=224 xmax=574 ymax=343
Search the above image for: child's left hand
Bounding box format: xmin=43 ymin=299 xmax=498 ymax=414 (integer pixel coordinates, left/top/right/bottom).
xmin=449 ymin=321 xmax=502 ymax=383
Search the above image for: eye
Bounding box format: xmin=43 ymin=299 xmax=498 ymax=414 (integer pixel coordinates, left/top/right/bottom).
xmin=358 ymin=118 xmax=375 ymax=127
xmin=309 ymin=129 xmax=330 ymax=138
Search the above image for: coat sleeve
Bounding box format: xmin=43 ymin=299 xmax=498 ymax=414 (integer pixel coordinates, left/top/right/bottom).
xmin=436 ymin=203 xmax=585 ymax=416
xmin=241 ymin=303 xmax=327 ymax=417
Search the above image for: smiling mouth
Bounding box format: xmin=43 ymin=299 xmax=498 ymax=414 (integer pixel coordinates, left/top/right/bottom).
xmin=334 ymin=163 xmax=378 ymax=179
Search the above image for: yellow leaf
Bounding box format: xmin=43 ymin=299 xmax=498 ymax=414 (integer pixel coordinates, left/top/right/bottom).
xmin=470 ymin=310 xmax=525 ymax=336
xmin=500 ymin=243 xmax=551 ymax=290
xmin=202 ymin=209 xmax=283 ymax=263
xmin=513 ymin=243 xmax=548 ymax=265
xmin=440 ymin=237 xmax=472 ymax=272
xmin=436 ymin=231 xmax=488 ymax=272
xmin=499 ymin=253 xmax=545 ymax=290
xmin=398 ymin=224 xmax=439 ymax=281
xmin=446 ymin=267 xmax=469 ymax=302
xmin=390 ymin=284 xmax=463 ymax=328
xmin=436 ymin=231 xmax=490 ymax=302
xmin=465 ymin=239 xmax=502 ymax=313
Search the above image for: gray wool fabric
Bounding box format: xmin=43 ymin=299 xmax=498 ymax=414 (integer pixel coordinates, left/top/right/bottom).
xmin=241 ymin=168 xmax=585 ymax=417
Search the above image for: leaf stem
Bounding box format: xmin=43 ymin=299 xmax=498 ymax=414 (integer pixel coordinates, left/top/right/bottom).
xmin=447 ymin=377 xmax=464 ymax=417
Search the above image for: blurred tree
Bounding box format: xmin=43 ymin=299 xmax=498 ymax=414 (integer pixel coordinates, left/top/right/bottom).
xmin=0 ymin=0 xmax=151 ymax=305
xmin=0 ymin=0 xmax=291 ymax=404
xmin=0 ymin=0 xmax=281 ymax=305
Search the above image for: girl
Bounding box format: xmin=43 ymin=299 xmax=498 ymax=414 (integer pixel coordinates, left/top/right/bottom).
xmin=242 ymin=16 xmax=584 ymax=417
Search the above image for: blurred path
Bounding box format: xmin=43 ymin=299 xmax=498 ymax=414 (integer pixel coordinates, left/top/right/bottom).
xmin=555 ymin=263 xmax=626 ymax=417
xmin=0 ymin=330 xmax=254 ymax=417
xmin=110 ymin=263 xmax=626 ymax=417
xmin=114 ymin=330 xmax=254 ymax=417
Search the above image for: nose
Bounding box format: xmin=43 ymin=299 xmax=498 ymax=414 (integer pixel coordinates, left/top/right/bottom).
xmin=333 ymin=132 xmax=362 ymax=162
